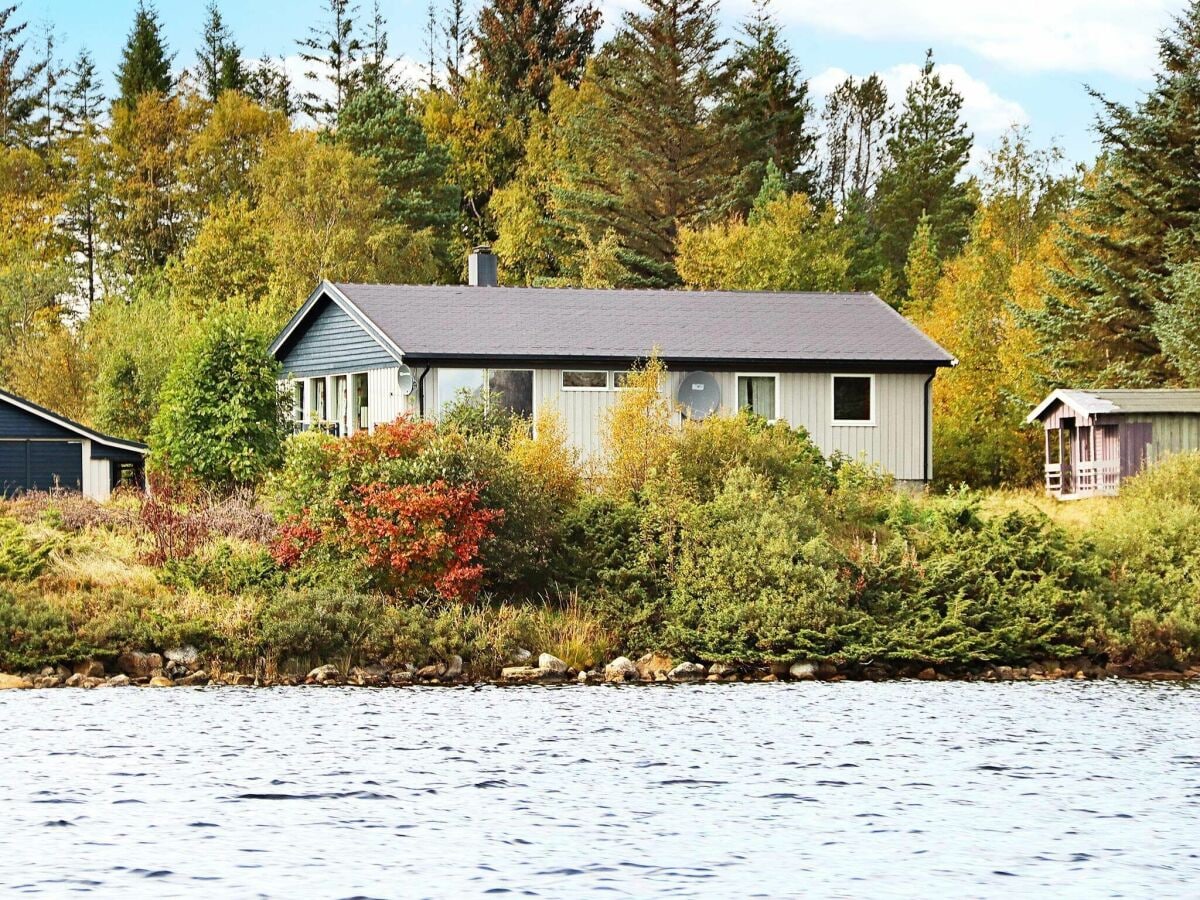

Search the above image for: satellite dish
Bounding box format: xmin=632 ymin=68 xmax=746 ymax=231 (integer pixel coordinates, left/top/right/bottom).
xmin=397 ymin=364 xmax=415 ymax=396
xmin=676 ymin=371 xmax=721 ymax=419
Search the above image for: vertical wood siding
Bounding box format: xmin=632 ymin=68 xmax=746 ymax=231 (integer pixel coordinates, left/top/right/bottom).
xmin=1122 ymin=414 xmax=1200 ymax=463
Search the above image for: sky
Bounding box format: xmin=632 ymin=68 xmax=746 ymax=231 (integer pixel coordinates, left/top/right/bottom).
xmin=18 ymin=0 xmax=1186 ymax=169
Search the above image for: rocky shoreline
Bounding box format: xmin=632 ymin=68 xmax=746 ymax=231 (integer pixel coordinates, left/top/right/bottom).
xmin=0 ymin=647 xmax=1196 ymax=691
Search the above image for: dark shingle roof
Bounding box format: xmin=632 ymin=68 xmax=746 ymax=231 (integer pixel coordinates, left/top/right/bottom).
xmin=330 ymin=284 xmax=953 ymax=367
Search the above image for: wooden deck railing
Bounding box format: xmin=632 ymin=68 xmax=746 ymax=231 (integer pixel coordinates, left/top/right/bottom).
xmin=1074 ymin=459 xmax=1120 ymax=496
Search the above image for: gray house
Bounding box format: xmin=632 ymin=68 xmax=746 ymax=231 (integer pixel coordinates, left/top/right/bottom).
xmin=1027 ymin=388 xmax=1200 ymax=498
xmin=0 ymin=388 xmax=146 ymax=500
xmin=269 ymin=254 xmax=955 ymax=486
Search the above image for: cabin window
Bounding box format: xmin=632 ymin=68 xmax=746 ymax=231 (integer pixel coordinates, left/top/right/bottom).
xmin=312 ymin=378 xmax=327 ymax=423
xmin=291 ymin=381 xmax=305 ymax=426
xmin=737 ymin=374 xmax=778 ymax=421
xmin=612 ymin=371 xmax=632 ymax=389
xmin=352 ymin=373 xmax=369 ymax=430
xmin=438 ymin=368 xmax=534 ymax=418
xmin=332 ymin=375 xmax=348 ymax=436
xmin=562 ymin=370 xmax=608 ymax=390
xmin=832 ymin=375 xmax=874 ymax=425
xmin=489 ymin=370 xmax=534 ymax=418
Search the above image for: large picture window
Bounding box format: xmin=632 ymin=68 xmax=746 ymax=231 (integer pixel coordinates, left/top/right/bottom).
xmin=438 ymin=368 xmax=533 ymax=418
xmin=832 ymin=374 xmax=874 ymax=425
xmin=736 ymin=374 xmax=777 ymax=421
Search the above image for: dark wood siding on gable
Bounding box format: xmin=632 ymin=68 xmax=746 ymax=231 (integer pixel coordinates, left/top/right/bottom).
xmin=0 ymin=402 xmax=77 ymax=439
xmin=280 ymin=296 xmax=397 ymax=378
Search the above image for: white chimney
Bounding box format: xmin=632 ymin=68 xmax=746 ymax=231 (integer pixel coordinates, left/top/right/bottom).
xmin=469 ymin=246 xmax=498 ymax=287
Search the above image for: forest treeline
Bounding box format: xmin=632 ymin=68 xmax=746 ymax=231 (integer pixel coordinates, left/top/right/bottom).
xmin=2 ymin=0 xmax=1200 ymax=486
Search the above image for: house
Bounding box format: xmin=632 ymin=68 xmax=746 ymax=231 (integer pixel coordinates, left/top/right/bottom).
xmin=0 ymin=388 xmax=147 ymax=501
xmin=1026 ymin=388 xmax=1200 ymax=498
xmin=269 ymin=250 xmax=955 ymax=486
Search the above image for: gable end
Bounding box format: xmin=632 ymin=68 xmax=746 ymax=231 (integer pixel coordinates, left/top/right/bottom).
xmin=278 ymin=294 xmax=399 ymax=378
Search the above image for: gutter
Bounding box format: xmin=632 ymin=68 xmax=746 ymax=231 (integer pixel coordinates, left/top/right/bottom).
xmin=923 ymin=372 xmax=936 ymax=483
xmin=417 ymin=366 xmax=431 ymax=418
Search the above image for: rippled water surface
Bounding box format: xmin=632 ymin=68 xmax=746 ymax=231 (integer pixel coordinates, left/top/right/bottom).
xmin=2 ymin=682 xmax=1198 ymax=898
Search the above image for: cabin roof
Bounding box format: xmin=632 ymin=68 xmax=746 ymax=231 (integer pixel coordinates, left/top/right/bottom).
xmin=271 ymin=281 xmax=955 ymax=369
xmin=0 ymin=387 xmax=147 ymax=455
xmin=1026 ymin=388 xmax=1200 ymax=423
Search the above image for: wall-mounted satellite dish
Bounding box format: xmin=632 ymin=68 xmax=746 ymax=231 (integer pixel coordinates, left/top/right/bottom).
xmin=397 ymin=364 xmax=415 ymax=396
xmin=677 ymin=371 xmax=721 ymax=419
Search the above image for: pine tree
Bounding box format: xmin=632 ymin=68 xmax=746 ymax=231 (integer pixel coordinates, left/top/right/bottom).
xmin=0 ymin=4 xmax=44 ymax=146
xmin=358 ymin=1 xmax=397 ymax=91
xmin=197 ymin=1 xmax=246 ymax=101
xmin=28 ymin=24 xmax=64 ymax=151
xmin=903 ymin=213 xmax=940 ymax=311
xmin=297 ymin=0 xmax=360 ymax=127
xmin=1034 ymin=2 xmax=1200 ymax=386
xmin=247 ymin=55 xmax=294 ymax=117
xmin=115 ymin=1 xmax=173 ymax=107
xmin=717 ymin=0 xmax=817 ymax=214
xmin=556 ymin=0 xmax=731 ymax=286
xmin=338 ymin=84 xmax=458 ymax=237
xmin=442 ymin=0 xmax=466 ymax=95
xmin=56 ymin=50 xmax=105 ymax=308
xmin=873 ymin=50 xmax=975 ymax=293
xmin=473 ymin=0 xmax=601 ymax=113
xmin=819 ymin=74 xmax=890 ymax=208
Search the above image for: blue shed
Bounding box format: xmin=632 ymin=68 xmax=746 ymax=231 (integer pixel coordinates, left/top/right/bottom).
xmin=0 ymin=389 xmax=146 ymax=500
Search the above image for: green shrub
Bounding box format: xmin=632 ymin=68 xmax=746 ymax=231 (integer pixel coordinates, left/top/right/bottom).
xmin=0 ymin=517 xmax=57 ymax=581
xmin=162 ymin=541 xmax=282 ymax=595
xmin=257 ymin=588 xmax=392 ymax=670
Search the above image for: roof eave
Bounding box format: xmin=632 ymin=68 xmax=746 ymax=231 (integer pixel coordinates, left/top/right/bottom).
xmin=269 ymin=281 xmax=406 ymax=365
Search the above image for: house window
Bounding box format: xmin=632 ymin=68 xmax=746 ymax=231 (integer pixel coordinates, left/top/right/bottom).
xmin=332 ymin=375 xmax=348 ymax=436
xmin=832 ymin=374 xmax=874 ymax=425
xmin=737 ymin=374 xmax=777 ymax=421
xmin=312 ymin=378 xmax=327 ymax=423
xmin=438 ymin=368 xmax=534 ymax=418
xmin=612 ymin=371 xmax=632 ymax=389
xmin=562 ymin=370 xmax=608 ymax=390
xmin=291 ymin=381 xmax=305 ymax=426
xmin=352 ymin=373 xmax=369 ymax=430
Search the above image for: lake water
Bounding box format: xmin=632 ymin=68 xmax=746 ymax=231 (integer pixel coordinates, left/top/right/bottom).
xmin=2 ymin=681 xmax=1198 ymax=898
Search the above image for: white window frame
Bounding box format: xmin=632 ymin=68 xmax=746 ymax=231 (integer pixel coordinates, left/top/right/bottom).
xmin=831 ymin=373 xmax=876 ymax=427
xmin=611 ymin=371 xmax=634 ymax=390
xmin=561 ymin=370 xmax=610 ymax=391
xmin=436 ymin=367 xmax=537 ymax=420
xmin=735 ymin=372 xmax=780 ymax=424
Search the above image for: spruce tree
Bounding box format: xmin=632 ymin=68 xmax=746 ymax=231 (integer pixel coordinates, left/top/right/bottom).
xmin=116 ymin=1 xmax=173 ymax=106
xmin=358 ymin=0 xmax=397 ymax=91
xmin=57 ymin=49 xmax=105 ymax=309
xmin=556 ymin=0 xmax=730 ymax=286
xmin=0 ymin=4 xmax=44 ymax=146
xmin=247 ymin=55 xmax=294 ymax=117
xmin=56 ymin=49 xmax=103 ymax=136
xmin=473 ymin=0 xmax=601 ymax=113
xmin=338 ymin=84 xmax=458 ymax=237
xmin=298 ymin=0 xmax=360 ymax=126
xmin=717 ymin=0 xmax=817 ymax=214
xmin=873 ymin=50 xmax=975 ymax=293
xmin=28 ymin=24 xmax=63 ymax=151
xmin=1035 ymin=2 xmax=1200 ymax=386
xmin=197 ymin=1 xmax=246 ymax=101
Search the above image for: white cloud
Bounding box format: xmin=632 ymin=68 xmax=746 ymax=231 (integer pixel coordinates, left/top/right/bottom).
xmin=809 ymin=62 xmax=1030 ymax=169
xmin=744 ymin=0 xmax=1173 ymax=79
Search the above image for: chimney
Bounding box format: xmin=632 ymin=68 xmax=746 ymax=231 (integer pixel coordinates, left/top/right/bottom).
xmin=469 ymin=246 xmax=498 ymax=287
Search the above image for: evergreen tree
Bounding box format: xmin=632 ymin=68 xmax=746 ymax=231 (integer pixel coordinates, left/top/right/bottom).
xmin=873 ymin=50 xmax=975 ymax=293
xmin=717 ymin=0 xmax=816 ymax=214
xmin=298 ymin=0 xmax=360 ymax=126
xmin=0 ymin=4 xmax=44 ymax=146
xmin=28 ymin=25 xmax=64 ymax=151
xmin=903 ymin=213 xmax=940 ymax=311
xmin=819 ymin=74 xmax=890 ymax=208
xmin=1034 ymin=2 xmax=1200 ymax=386
xmin=247 ymin=55 xmax=294 ymax=117
xmin=441 ymin=0 xmax=467 ymax=95
xmin=338 ymin=84 xmax=458 ymax=237
xmin=115 ymin=1 xmax=173 ymax=107
xmin=197 ymin=1 xmax=246 ymax=101
xmin=556 ymin=0 xmax=730 ymax=286
xmin=57 ymin=50 xmax=106 ymax=308
xmin=358 ymin=0 xmax=398 ymax=91
xmin=473 ymin=0 xmax=601 ymax=113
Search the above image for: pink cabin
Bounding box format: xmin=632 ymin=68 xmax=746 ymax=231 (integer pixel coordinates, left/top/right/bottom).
xmin=1027 ymin=389 xmax=1200 ymax=499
